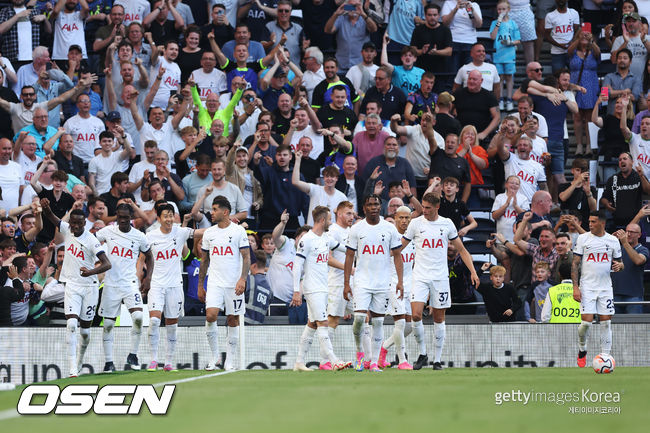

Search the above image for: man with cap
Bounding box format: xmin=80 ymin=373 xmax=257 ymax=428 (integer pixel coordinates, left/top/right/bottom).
xmin=258 ymin=54 xmax=302 ymax=112
xmin=60 ymin=44 xmax=90 ymax=82
xmin=611 ymin=12 xmax=650 ymax=79
xmin=346 ymin=42 xmax=379 ymax=99
xmin=51 ymin=0 xmax=90 ymax=62
xmin=105 ymin=110 xmax=135 ymax=172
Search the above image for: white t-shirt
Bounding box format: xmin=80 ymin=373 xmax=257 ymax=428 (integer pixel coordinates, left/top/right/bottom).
xmin=511 ymin=111 xmax=549 ymax=138
xmin=629 ymin=132 xmax=650 ymax=179
xmin=544 ymin=8 xmax=580 ymax=55
xmin=52 ymin=11 xmax=87 ymax=60
xmin=0 ymin=161 xmax=22 ymax=212
xmin=267 ymin=235 xmax=296 ymax=303
xmin=392 ymin=237 xmax=414 ymax=294
xmin=327 ymin=223 xmax=350 ymax=288
xmin=201 ymin=222 xmax=249 ymax=288
xmin=403 ymin=215 xmax=458 ymax=282
xmin=404 ymin=124 xmax=444 ymax=178
xmin=491 ymin=192 xmax=531 ymax=242
xmin=197 ymin=182 xmax=248 ymax=215
xmin=306 ymin=184 xmax=347 ymax=225
xmin=347 ymin=218 xmax=402 ymax=292
xmin=139 ymin=120 xmax=174 ymax=162
xmin=288 ymin=126 xmax=324 ymax=160
xmin=302 ymin=66 xmax=326 ymax=103
xmin=295 ymin=230 xmax=339 ymax=294
xmin=147 ymin=225 xmax=193 ymax=288
xmin=454 ymin=62 xmax=500 ymax=91
xmin=441 ymin=1 xmax=482 ymax=44
xmin=152 ymin=57 xmax=181 ymax=110
xmin=14 ymin=7 xmax=32 ymax=61
xmin=190 ymin=68 xmax=228 ymax=100
xmin=573 ymin=232 xmax=622 ymax=291
xmin=16 ymin=152 xmax=41 ymax=185
xmin=63 ymin=114 xmax=106 ymax=163
xmin=88 ymin=152 xmax=124 ymax=195
xmin=529 ymin=135 xmax=549 ymax=165
xmin=59 ymin=221 xmax=106 ymax=286
xmin=503 ymin=153 xmax=547 ymax=202
xmin=96 ymin=225 xmax=150 ymax=287
xmin=115 ymin=0 xmax=150 ymax=25
xmin=612 ymin=35 xmax=649 ymax=78
xmin=346 ymin=63 xmax=379 ymax=97
xmin=128 ymin=159 xmax=156 ymax=204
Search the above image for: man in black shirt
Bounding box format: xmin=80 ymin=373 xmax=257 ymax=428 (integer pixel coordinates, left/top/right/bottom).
xmin=452 ymin=70 xmax=500 ymax=143
xmin=296 ymin=136 xmax=321 ymax=184
xmin=37 ymin=170 xmax=74 ymax=243
xmin=317 ymin=85 xmax=358 ymax=135
xmin=429 ymin=133 xmax=471 ymax=201
xmin=54 ymin=133 xmax=86 ymax=182
xmin=100 ymin=172 xmax=136 ymax=217
xmin=600 ymin=152 xmax=649 ymax=230
xmin=558 ymin=158 xmax=597 ymax=229
xmin=410 ymin=3 xmax=452 ymax=91
xmin=360 ymin=66 xmax=406 ymax=122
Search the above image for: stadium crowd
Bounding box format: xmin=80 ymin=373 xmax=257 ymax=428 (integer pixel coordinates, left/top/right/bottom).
xmin=0 ymin=0 xmax=649 ymax=332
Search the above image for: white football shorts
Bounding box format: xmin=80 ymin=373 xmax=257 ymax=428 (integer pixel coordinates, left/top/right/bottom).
xmin=64 ymin=283 xmax=99 ymax=321
xmin=206 ymin=284 xmax=244 ymax=315
xmin=99 ymin=283 xmax=143 ymax=318
xmin=148 ymin=285 xmax=184 ymax=319
xmin=411 ymin=279 xmax=451 ymax=309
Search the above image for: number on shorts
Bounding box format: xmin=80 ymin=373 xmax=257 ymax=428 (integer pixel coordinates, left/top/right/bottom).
xmin=233 ymin=299 xmax=243 ymax=310
xmin=134 ymin=293 xmax=141 ymax=303
xmin=438 ymin=292 xmax=448 ymax=303
xmin=606 ymin=299 xmax=614 ymax=310
xmin=86 ymin=305 xmax=95 ymax=316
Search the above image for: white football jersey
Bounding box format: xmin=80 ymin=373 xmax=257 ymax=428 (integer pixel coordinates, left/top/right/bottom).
xmin=347 ymin=219 xmax=402 ymax=292
xmin=327 ymin=223 xmax=349 ymax=287
xmin=295 ymin=230 xmax=339 ymax=294
xmin=201 ymin=222 xmax=249 ymax=288
xmin=392 ymin=237 xmax=414 ymax=294
xmin=59 ymin=221 xmax=106 ymax=286
xmin=630 ymin=133 xmax=650 ymax=179
xmin=147 ymin=225 xmax=193 ymax=288
xmin=403 ymin=215 xmax=458 ymax=282
xmin=573 ymin=232 xmax=622 ymax=290
xmin=267 ymin=236 xmax=295 ymax=303
xmin=96 ymin=225 xmax=150 ymax=287
xmin=503 ymin=153 xmax=546 ymax=202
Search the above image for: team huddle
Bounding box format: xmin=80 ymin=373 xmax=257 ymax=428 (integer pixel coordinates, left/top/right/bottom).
xmin=43 ymin=191 xmax=623 ymax=377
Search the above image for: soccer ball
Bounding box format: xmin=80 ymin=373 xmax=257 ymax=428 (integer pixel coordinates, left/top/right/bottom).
xmin=592 ymin=353 xmax=615 ymax=374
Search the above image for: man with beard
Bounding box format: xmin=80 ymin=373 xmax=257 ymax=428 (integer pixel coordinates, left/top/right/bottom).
xmin=51 ymin=0 xmax=90 ymax=61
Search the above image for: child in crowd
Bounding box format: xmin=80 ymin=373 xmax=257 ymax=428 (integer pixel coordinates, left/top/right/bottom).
xmin=489 ymin=0 xmax=521 ymax=111
xmin=526 ymin=262 xmax=553 ymax=323
xmin=438 ymin=177 xmax=477 ymax=237
xmin=477 ymin=265 xmax=521 ymax=322
xmin=260 ymin=233 xmax=275 ymax=267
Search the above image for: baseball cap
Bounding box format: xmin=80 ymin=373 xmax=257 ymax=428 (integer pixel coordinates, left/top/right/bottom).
xmin=624 ymin=12 xmax=641 ymax=20
xmin=68 ymin=44 xmax=83 ymax=53
xmin=106 ymin=111 xmax=121 ymax=122
xmin=236 ymin=146 xmax=249 ymax=155
xmin=273 ymin=68 xmax=287 ymax=78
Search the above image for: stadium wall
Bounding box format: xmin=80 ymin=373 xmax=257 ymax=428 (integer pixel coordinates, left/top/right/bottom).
xmin=1 ymin=324 xmax=649 ymax=384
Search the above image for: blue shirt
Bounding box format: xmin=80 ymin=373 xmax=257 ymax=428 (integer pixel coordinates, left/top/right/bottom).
xmin=386 ymin=0 xmax=424 ymax=46
xmin=392 ymin=65 xmax=424 ymax=95
xmin=34 ymin=71 xmax=74 ymax=128
xmin=14 ymin=124 xmax=59 ymax=158
xmin=488 ymin=19 xmax=521 ymax=64
xmin=603 ymin=70 xmax=643 ymax=115
xmin=361 ymin=155 xmax=416 ymax=200
xmin=222 ymin=40 xmax=267 ymax=63
xmin=333 ymin=15 xmax=371 ymax=70
xmin=530 ymin=94 xmax=568 ymax=142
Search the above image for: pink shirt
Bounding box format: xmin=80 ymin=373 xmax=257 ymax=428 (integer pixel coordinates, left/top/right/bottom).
xmin=353 ymin=130 xmax=390 ymax=174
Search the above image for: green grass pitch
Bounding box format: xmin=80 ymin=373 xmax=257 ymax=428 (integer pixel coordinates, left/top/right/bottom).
xmin=1 ymin=367 xmax=649 ymax=432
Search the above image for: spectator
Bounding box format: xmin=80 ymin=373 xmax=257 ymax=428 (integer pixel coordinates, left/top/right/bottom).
xmin=335 ymin=155 xmax=365 ymax=214
xmin=441 ymin=0 xmax=482 ymax=73
xmin=352 ymin=100 xmax=393 ymax=136
xmin=284 ymin=99 xmax=323 ymax=158
xmin=176 ymin=25 xmax=204 ymax=85
xmin=253 ymin=144 xmax=308 ymax=230
xmin=439 ymin=176 xmax=477 ymax=234
xmin=0 ymin=69 xmax=18 ymax=139
xmin=123 ymin=22 xmax=158 ymax=69
xmin=353 ymin=113 xmax=390 ymax=174
xmin=568 ymin=30 xmax=600 ymax=156
xmin=489 ymin=1 xmax=521 ymax=112
xmin=632 ymin=91 xmax=650 ymax=130
xmin=381 ymin=34 xmax=424 ymax=96
xmin=8 ymin=255 xmax=35 ymax=326
xmin=492 ymin=175 xmax=529 ymax=242
xmin=512 ymin=61 xmax=545 ymax=103
xmin=53 ymin=133 xmax=85 ymax=182
xmin=179 ymin=153 xmax=212 ymax=212
xmin=404 ymin=72 xmax=436 ymax=125
xmin=324 ymin=0 xmax=376 ymax=73
xmin=346 ymin=42 xmax=379 ymax=99
xmin=128 ymin=140 xmax=157 ymax=204
xmin=360 ymin=66 xmax=407 ymax=122
xmin=611 ymin=12 xmax=650 ymax=80
xmin=428 ymin=133 xmax=471 ymax=199
xmin=63 ymin=69 xmax=103 ymax=121
xmin=88 ymin=131 xmax=132 ymax=196
xmin=258 ymin=55 xmax=302 ymax=112
xmin=456 ymin=124 xmax=489 ymax=189
xmin=201 ymin=3 xmax=234 ymax=50
xmin=63 ymin=92 xmax=106 ymax=165
xmin=93 ymin=4 xmax=126 ymax=68
xmin=496 ymin=135 xmax=548 ymax=203
xmin=292 ymin=153 xmax=346 ymax=224
xmin=193 ymin=160 xmax=248 ymax=222
xmin=453 ymin=43 xmax=500 ymax=100
xmin=14 ymin=46 xmax=50 ymax=96
xmin=86 ymin=196 xmax=108 ymax=230
xmin=433 ymin=92 xmax=461 ymax=138
xmin=390 ymin=111 xmax=443 ymax=182
xmin=0 ymin=0 xmax=50 ymax=66
xmin=0 ymin=138 xmax=22 ymax=212
xmin=13 ymin=132 xmax=40 ymax=186
xmin=144 ymin=150 xmax=184 ymax=203
xmin=600 ymin=152 xmax=648 ymax=230
xmin=132 ymin=99 xmax=187 ymax=162
xmin=316 ymin=124 xmax=354 ymax=173
xmin=225 ymin=145 xmax=262 ymax=225
xmin=447 ymin=241 xmax=477 ymax=314
xmin=551 ymin=231 xmax=574 ymax=282
xmin=100 ymin=171 xmax=136 ymax=218
xmin=14 ymin=108 xmax=60 ymax=158
xmin=293 ymin=137 xmax=320 ymax=184
xmin=361 ymin=135 xmax=416 ymax=200
xmin=453 ymin=70 xmax=500 ymax=143
xmin=311 ymin=57 xmax=360 ymax=112
xmin=507 ymin=1 xmax=535 ymax=65
xmin=265 ymin=0 xmax=303 ymax=66
xmin=477 ymin=265 xmax=521 ymax=323
xmin=558 ymin=158 xmax=597 ymax=226
xmin=603 ymin=48 xmax=643 ymax=115
xmin=37 ymin=169 xmax=74 ymax=242
xmin=514 ymin=211 xmax=559 ymax=275
xmin=302 ymin=46 xmax=326 ymax=103
xmin=525 ymin=261 xmax=552 ymax=323
xmin=221 ymin=23 xmax=266 ymax=63
xmin=512 ymin=95 xmax=549 ymax=139
xmin=51 ymin=0 xmax=89 ymax=62
xmin=620 ymin=97 xmax=650 ymax=179
xmin=613 ymin=224 xmax=649 ymax=314
xmin=316 ymin=85 xmax=358 ymax=134
xmin=34 ymin=66 xmax=74 ymax=129
xmin=386 ymin=0 xmax=424 ymax=49
xmin=174 ymin=126 xmax=204 ymax=179
xmin=143 ymin=0 xmax=184 ymax=46
xmin=516 ymin=190 xmax=554 ymax=239
xmin=189 ymin=51 xmax=228 ymax=103
xmin=410 ymin=3 xmax=452 ymax=91
xmin=150 ymin=41 xmax=181 ymax=110
xmin=544 ymin=0 xmax=580 ymax=73
xmin=591 ymin=92 xmax=634 ymax=181
xmin=114 ymin=0 xmax=150 ymax=25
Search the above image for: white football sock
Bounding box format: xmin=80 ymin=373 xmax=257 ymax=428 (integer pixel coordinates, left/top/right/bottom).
xmin=317 ymin=326 xmax=336 ymax=364
xmin=433 ymin=321 xmax=446 ymax=364
xmin=600 ymin=320 xmax=612 ymax=354
xmin=130 ymin=311 xmax=143 ymax=355
xmin=296 ymin=325 xmax=316 ymax=364
xmin=206 ymin=321 xmax=219 ymax=365
xmin=149 ymin=316 xmax=161 ymax=363
xmin=362 ymin=322 xmax=371 ymax=356
xmin=226 ymin=326 xmax=239 ymax=368
xmin=393 ymin=319 xmax=406 ymax=363
xmin=413 ymin=319 xmax=427 ymax=356
xmin=66 ymin=318 xmax=78 ymax=372
xmin=382 ymin=331 xmax=395 ymax=350
xmin=102 ymin=318 xmax=115 ymax=363
xmin=165 ymin=323 xmax=178 ymax=366
xmin=79 ymin=327 xmax=90 ymax=366
xmin=578 ymin=320 xmax=591 ymax=352
xmin=370 ymin=317 xmax=384 ymax=364
xmin=404 ymin=321 xmax=412 ymax=338
xmin=352 ymin=313 xmax=365 ymax=353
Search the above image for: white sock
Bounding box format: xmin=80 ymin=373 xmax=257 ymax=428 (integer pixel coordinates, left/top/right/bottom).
xmin=66 ymin=318 xmax=78 ymax=372
xmin=149 ymin=317 xmax=161 ymax=363
xmin=296 ymin=325 xmax=316 ymax=364
xmin=578 ymin=320 xmax=591 ymax=352
xmin=413 ymin=320 xmax=427 ymax=356
xmin=352 ymin=313 xmax=365 ymax=353
xmin=362 ymin=322 xmax=371 ymax=356
xmin=433 ymin=322 xmax=446 ymax=364
xmin=226 ymin=326 xmax=239 ymax=368
xmin=317 ymin=326 xmax=336 ymax=364
xmin=600 ymin=320 xmax=612 ymax=354
xmin=370 ymin=317 xmax=384 ymax=364
xmin=79 ymin=327 xmax=90 ymax=366
xmin=103 ymin=319 xmax=115 ymax=363
xmin=130 ymin=311 xmax=143 ymax=355
xmin=404 ymin=321 xmax=412 ymax=338
xmin=383 ymin=331 xmax=395 ymax=350
xmin=393 ymin=319 xmax=406 ymax=363
xmin=165 ymin=323 xmax=178 ymax=366
xmin=206 ymin=321 xmax=219 ymax=365
xmin=328 ymin=326 xmax=336 ymax=343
